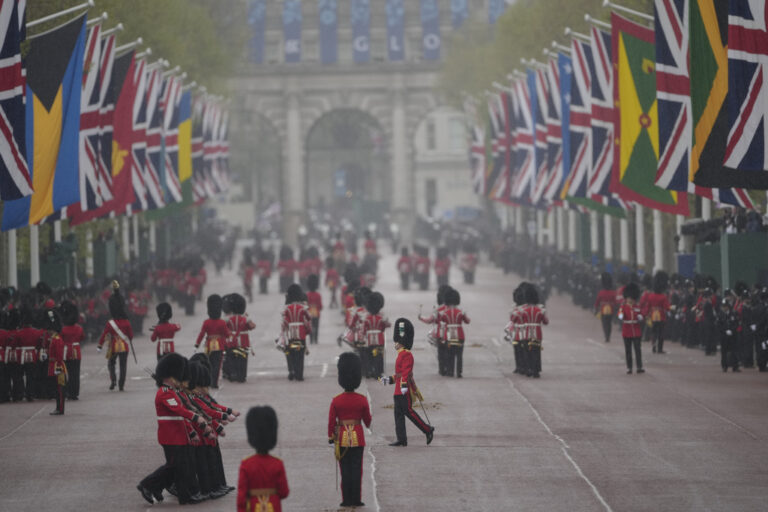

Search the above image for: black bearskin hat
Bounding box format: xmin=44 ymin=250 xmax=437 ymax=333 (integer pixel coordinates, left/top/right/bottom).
xmin=623 ymin=282 xmax=641 ymax=301
xmin=437 ymin=247 xmax=448 ymax=259
xmin=653 ymin=271 xmax=669 ymax=294
xmin=207 ymin=294 xmax=223 ymax=319
xmin=155 ymin=353 xmax=186 ymax=386
xmin=190 ymin=352 xmax=212 ymax=372
xmin=196 ymin=364 xmax=212 ymax=388
xmin=36 ymin=281 xmax=52 ymax=297
xmin=337 ymin=352 xmax=362 ymax=391
xmin=366 ymin=292 xmax=384 ymax=315
xmin=307 ymin=274 xmax=319 ymax=292
xmin=156 ymin=302 xmax=172 ymax=323
xmin=401 ymin=247 xmax=409 ymax=257
xmin=229 ymin=293 xmax=247 ymax=315
xmin=246 ymin=406 xmax=278 ymax=455
xmin=285 ymin=284 xmax=305 ymax=304
xmin=187 ymin=362 xmax=200 ymax=390
xmin=5 ymin=309 xmax=20 ymax=330
xmin=108 ymin=282 xmax=127 ymax=320
xmin=436 ymin=284 xmax=451 ymax=306
xmin=354 ymin=287 xmax=371 ymax=307
xmin=45 ymin=308 xmax=62 ymax=333
xmin=524 ymin=284 xmax=540 ymax=305
xmin=601 ymin=272 xmax=613 ymax=290
xmin=513 ymin=284 xmax=526 ymax=306
xmin=641 ymin=274 xmax=653 ymax=290
xmin=279 ymin=245 xmax=292 ymax=260
xmin=222 ymin=294 xmax=235 ymax=315
xmin=59 ymin=300 xmax=79 ymax=326
xmin=444 ymin=288 xmax=461 ymax=306
xmin=393 ymin=317 xmax=414 ymax=350
xmin=344 ymin=263 xmax=359 ymax=286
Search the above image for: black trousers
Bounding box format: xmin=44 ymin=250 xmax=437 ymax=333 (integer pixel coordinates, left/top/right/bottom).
xmin=37 ymin=361 xmax=54 ymax=398
xmin=65 ymin=359 xmax=80 ymax=399
xmin=140 ymin=444 xmax=197 ymax=503
xmin=339 ymin=446 xmax=364 ymax=505
xmin=527 ymin=345 xmax=542 ymax=376
xmin=311 ymin=317 xmax=319 ymax=344
xmin=286 ymin=347 xmax=305 ymax=380
xmin=259 ymin=276 xmax=268 ymax=294
xmin=757 ymin=340 xmax=768 ymax=371
xmin=740 ymin=331 xmax=755 ymax=367
xmin=108 ymin=352 xmax=128 ymax=389
xmin=209 ymin=350 xmax=222 ymax=388
xmin=8 ymin=363 xmax=23 ymax=401
xmin=53 ymin=376 xmax=65 ymax=414
xmin=513 ymin=343 xmax=523 ymax=373
xmin=279 ymin=276 xmax=291 ymax=294
xmin=235 ymin=352 xmax=248 ymax=382
xmin=518 ymin=341 xmax=530 ymax=375
xmin=463 ymin=270 xmax=475 ymax=284
xmin=21 ymin=362 xmax=36 ymax=399
xmin=436 ymin=344 xmax=447 ymax=375
xmin=184 ymin=294 xmax=195 ymax=316
xmin=651 ymin=321 xmax=665 ymax=352
xmin=393 ymin=393 xmax=430 ymax=443
xmin=623 ymin=337 xmax=642 ymax=370
xmin=399 ymin=273 xmax=410 ymax=290
xmin=418 ymin=273 xmax=429 ymax=291
xmin=436 ymin=274 xmax=448 ymax=288
xmin=720 ymin=336 xmax=739 ymax=370
xmin=702 ymin=322 xmax=717 ymax=354
xmin=446 ymin=344 xmax=463 ymax=377
xmin=0 ymin=362 xmax=8 ymax=402
xmin=601 ymin=315 xmax=613 ymax=342
xmin=209 ymin=444 xmax=227 ymax=488
xmin=194 ymin=446 xmax=213 ymax=494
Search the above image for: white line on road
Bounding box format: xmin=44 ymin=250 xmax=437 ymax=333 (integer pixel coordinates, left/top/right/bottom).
xmin=491 ymin=337 xmax=501 ymax=347
xmin=0 ymin=404 xmax=47 ymax=442
xmin=320 ymin=363 xmax=328 ymax=378
xmin=365 ymin=388 xmax=381 ymax=512
xmin=506 ymin=378 xmax=613 ymax=512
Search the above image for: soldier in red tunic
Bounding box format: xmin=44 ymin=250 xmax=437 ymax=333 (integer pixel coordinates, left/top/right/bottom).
xmin=439 ymin=288 xmax=470 ymax=378
xmin=306 ymin=274 xmax=323 ymax=345
xmin=594 ymin=272 xmax=617 ymax=343
xmin=519 ymin=283 xmax=549 ymax=378
xmin=226 ymin=293 xmax=256 ymax=382
xmin=397 ymin=247 xmax=412 ymax=291
xmin=45 ymin=309 xmax=66 ymax=415
xmin=151 ymin=303 xmax=181 ymax=360
xmin=256 ymin=249 xmax=272 ymax=296
xmin=414 ymin=246 xmax=431 ymax=291
xmin=644 ymin=272 xmax=671 ymax=354
xmin=325 ymin=256 xmax=340 ymax=309
xmin=16 ymin=308 xmax=44 ymax=401
xmin=504 ymin=284 xmax=527 ymax=375
xmin=279 ymin=284 xmax=311 ymax=381
xmin=618 ymin=282 xmax=644 ymax=374
xmin=361 ymin=292 xmax=390 ymax=378
xmin=241 ymin=248 xmax=255 ymax=302
xmin=434 ymin=247 xmax=451 ymax=288
xmin=328 ymin=352 xmax=371 ymax=508
xmin=97 ymin=283 xmax=134 ymax=391
xmin=59 ymin=301 xmax=83 ymax=400
xmin=418 ymin=285 xmax=450 ymax=376
xmin=238 ymin=406 xmax=290 ymax=512
xmin=194 ymin=295 xmax=231 ymax=389
xmin=460 ymin=242 xmax=479 ymax=285
xmin=381 ymin=318 xmax=435 ymax=446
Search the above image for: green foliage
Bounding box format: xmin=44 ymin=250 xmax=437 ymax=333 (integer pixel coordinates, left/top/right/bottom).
xmin=27 ymin=0 xmax=249 ymax=93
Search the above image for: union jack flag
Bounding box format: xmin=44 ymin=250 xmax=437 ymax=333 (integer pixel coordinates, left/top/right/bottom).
xmin=211 ymin=108 xmax=230 ymax=193
xmin=140 ymin=66 xmax=166 ymax=211
xmin=566 ymin=38 xmax=593 ymax=199
xmin=588 ymin=27 xmax=614 ymax=198
xmin=530 ymin=68 xmax=550 ymax=205
xmin=129 ymin=58 xmax=149 ymax=213
xmin=0 ymin=0 xmax=32 ymax=200
xmin=160 ymin=75 xmax=183 ymax=202
xmin=725 ymin=0 xmax=768 ymax=173
xmin=543 ymin=57 xmax=563 ymax=201
xmin=191 ymin=96 xmax=206 ymax=202
xmin=488 ymin=92 xmax=511 ymax=201
xmin=511 ymin=77 xmax=534 ymax=201
xmin=462 ymin=97 xmax=486 ymax=195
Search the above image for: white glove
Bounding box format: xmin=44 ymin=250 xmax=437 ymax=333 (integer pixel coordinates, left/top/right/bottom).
xmin=96 ymin=346 xmax=102 ymax=353
xmin=380 ymin=376 xmax=392 ymax=385
xmin=751 ymin=324 xmax=757 ymax=332
xmin=637 ymin=314 xmax=644 ymax=322
xmin=726 ymin=329 xmax=733 ymax=336
xmin=40 ymin=353 xmax=48 ymax=361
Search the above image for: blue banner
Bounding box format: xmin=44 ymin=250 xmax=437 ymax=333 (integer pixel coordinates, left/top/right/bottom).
xmin=420 ymin=0 xmax=441 ymax=60
xmin=489 ymin=0 xmax=506 ymax=25
xmin=386 ymin=0 xmax=405 ymax=61
xmin=283 ymin=0 xmax=302 ymax=63
xmin=351 ymin=0 xmax=370 ymax=63
xmin=318 ymin=0 xmax=337 ymax=64
xmin=451 ymin=0 xmax=469 ymax=29
xmin=247 ymin=0 xmax=266 ymax=63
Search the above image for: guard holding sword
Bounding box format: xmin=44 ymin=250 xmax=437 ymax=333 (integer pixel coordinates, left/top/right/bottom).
xmin=97 ymin=281 xmax=135 ymax=391
xmin=225 ymin=293 xmax=256 ymax=383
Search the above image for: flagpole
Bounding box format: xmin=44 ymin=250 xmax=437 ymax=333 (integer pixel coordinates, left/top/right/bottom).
xmin=86 ymin=12 xmax=107 ymax=28
xmin=550 ymin=42 xmax=572 ymax=54
xmin=27 ymin=0 xmax=95 ymax=29
xmin=135 ymin=48 xmax=152 ymax=59
xmin=115 ymin=37 xmax=143 ymax=54
xmin=182 ymin=81 xmax=198 ymax=92
xmin=101 ymin=23 xmax=124 ymax=37
xmin=602 ymin=0 xmax=654 ymax=22
xmin=584 ymin=14 xmax=612 ymax=30
xmin=564 ymin=27 xmax=590 ymax=42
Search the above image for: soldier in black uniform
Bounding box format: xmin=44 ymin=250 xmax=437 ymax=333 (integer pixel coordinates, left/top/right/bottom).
xmin=716 ymin=298 xmax=740 ymax=372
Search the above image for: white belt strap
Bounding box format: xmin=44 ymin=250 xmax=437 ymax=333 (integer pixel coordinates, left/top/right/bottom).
xmin=157 ymin=416 xmax=185 ymax=421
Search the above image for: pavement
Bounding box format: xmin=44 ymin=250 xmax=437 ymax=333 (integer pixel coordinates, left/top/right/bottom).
xmin=1 ymin=248 xmax=767 ymax=512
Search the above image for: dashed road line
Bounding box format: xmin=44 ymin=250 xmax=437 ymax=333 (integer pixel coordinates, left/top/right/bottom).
xmin=0 ymin=404 xmax=47 ymax=442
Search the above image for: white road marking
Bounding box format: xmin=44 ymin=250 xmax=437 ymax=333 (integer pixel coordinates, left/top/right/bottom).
xmin=320 ymin=363 xmax=328 ymax=378
xmin=506 ymin=378 xmax=613 ymax=512
xmin=365 ymin=388 xmax=381 ymax=512
xmin=491 ymin=337 xmax=501 ymax=347
xmin=0 ymin=405 xmax=47 ymax=442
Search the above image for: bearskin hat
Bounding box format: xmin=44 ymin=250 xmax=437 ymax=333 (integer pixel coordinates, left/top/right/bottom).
xmin=186 ymin=362 xmax=201 ymax=390
xmin=279 ymin=245 xmax=292 ymax=260
xmin=444 ymin=287 xmax=461 ymax=306
xmin=623 ymin=282 xmax=640 ymax=300
xmin=196 ymin=363 xmax=212 ymax=388
xmin=156 ymin=302 xmax=172 ymax=323
xmin=653 ymin=271 xmax=669 ymax=294
xmin=231 ymin=293 xmax=247 ymax=315
xmin=36 ymin=281 xmax=52 ymax=297
xmin=401 ymin=247 xmax=409 ymax=257
xmin=59 ymin=300 xmax=79 ymax=326
xmin=307 ymin=274 xmax=319 ymax=292
xmin=155 ymin=353 xmax=186 ymax=387
xmin=285 ymin=284 xmax=305 ymax=304
xmin=393 ymin=317 xmax=414 ymax=350
xmin=513 ymin=284 xmax=526 ymax=306
xmin=344 ymin=263 xmax=359 ymax=285
xmin=437 ymin=247 xmax=448 ymax=260
xmin=221 ymin=294 xmax=234 ymax=315
xmin=4 ymin=309 xmax=20 ymax=330
xmin=354 ymin=287 xmax=371 ymax=307
xmin=337 ymin=352 xmax=362 ymax=391
xmin=190 ymin=352 xmax=211 ymax=372
xmin=108 ymin=286 xmax=127 ymax=320
xmin=366 ymin=292 xmax=384 ymax=315
xmin=207 ymin=294 xmax=223 ymax=319
xmin=641 ymin=274 xmax=653 ymax=290
xmin=524 ymin=283 xmax=540 ymax=305
xmin=436 ymin=284 xmax=451 ymax=306
xmin=44 ymin=308 xmax=62 ymax=333
xmin=601 ymin=272 xmax=613 ymax=290
xmin=246 ymin=406 xmax=278 ymax=455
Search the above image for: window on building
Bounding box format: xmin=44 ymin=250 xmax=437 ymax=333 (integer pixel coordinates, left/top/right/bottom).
xmin=426 ymin=119 xmax=437 ymax=151
xmin=426 ymin=178 xmax=437 ymax=217
xmin=449 ymin=119 xmax=465 ymax=151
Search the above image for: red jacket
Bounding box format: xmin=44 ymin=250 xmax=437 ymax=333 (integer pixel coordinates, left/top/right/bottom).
xmin=97 ymin=319 xmax=133 ymax=354
xmin=643 ymin=293 xmax=670 ymax=322
xmin=256 ymin=260 xmax=271 ymax=278
xmin=151 ymin=323 xmax=181 ymax=356
xmin=434 ymin=258 xmax=451 ymax=277
xmin=16 ymin=327 xmax=45 ymax=364
xmin=414 ymin=256 xmax=430 ymax=274
xmin=61 ymin=324 xmax=84 ymax=360
xmin=0 ymin=329 xmax=14 ymax=363
xmin=594 ymin=289 xmax=617 ymax=316
xmin=392 ymin=349 xmax=415 ymax=396
xmin=282 ymin=303 xmax=311 ymax=342
xmin=195 ymin=318 xmax=231 ymax=353
xmin=364 ymin=238 xmax=377 ymax=254
xmin=438 ymin=307 xmax=470 ymax=344
xmin=505 ymin=306 xmax=523 ymax=342
xmin=460 ymin=253 xmax=478 ymax=271
xmin=47 ymin=333 xmax=66 ymax=377
xmin=155 ymin=385 xmax=199 ymax=445
xmin=325 ymin=268 xmax=339 ymax=289
xmin=306 ymin=257 xmax=323 ymax=276
xmin=328 ymin=391 xmax=372 ymax=447
xmin=277 ymin=259 xmax=296 ymax=278
xmin=518 ymin=305 xmax=548 ymax=342
xmin=397 ymin=256 xmax=412 ymax=274
xmin=419 ymin=305 xmax=447 ymax=342
xmin=237 ymin=454 xmax=290 ymax=512
xmin=306 ymin=291 xmax=322 ymax=319
xmin=361 ymin=314 xmax=390 ymax=347
xmin=618 ymin=302 xmax=643 ymax=338
xmin=227 ymin=315 xmax=255 ymax=349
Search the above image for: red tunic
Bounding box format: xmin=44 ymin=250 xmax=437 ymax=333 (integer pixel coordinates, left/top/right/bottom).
xmin=0 ymin=330 xmax=14 ymax=363
xmin=361 ymin=314 xmax=390 ymax=347
xmin=328 ymin=392 xmax=372 ymax=447
xmin=643 ymin=293 xmax=670 ymax=322
xmin=151 ymin=323 xmax=181 ymax=356
xmin=16 ymin=327 xmax=45 ymax=364
xmin=419 ymin=305 xmax=448 ymax=342
xmin=195 ymin=318 xmax=231 ymax=353
xmin=155 ymin=385 xmax=199 ymax=445
xmin=505 ymin=306 xmax=523 ymax=342
xmin=47 ymin=333 xmax=66 ymax=377
xmin=256 ymin=260 xmax=271 ymax=278
xmin=227 ymin=315 xmax=256 ymax=349
xmin=397 ymin=256 xmax=412 ymax=274
xmin=277 ymin=259 xmax=296 ymax=278
xmin=61 ymin=324 xmax=84 ymax=360
xmin=518 ymin=305 xmax=548 ymax=342
xmin=594 ymin=289 xmax=618 ymax=316
xmin=325 ymin=268 xmax=339 ymax=289
xmin=306 ymin=291 xmax=323 ymax=319
xmin=392 ymin=349 xmax=415 ymax=396
xmin=97 ymin=319 xmax=133 ymax=354
xmin=618 ymin=303 xmax=643 ymax=338
xmin=281 ymin=304 xmax=311 ymax=342
xmin=237 ymin=454 xmax=289 ymax=512
xmin=414 ymin=256 xmax=430 ymax=274
xmin=438 ymin=307 xmax=470 ymax=344
xmin=434 ymin=258 xmax=451 ymax=277
xmin=460 ymin=253 xmax=478 ymax=272
xmin=364 ymin=238 xmax=377 ymax=254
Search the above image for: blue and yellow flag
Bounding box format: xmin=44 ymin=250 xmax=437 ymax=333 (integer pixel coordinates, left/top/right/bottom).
xmin=2 ymin=15 xmax=86 ymax=231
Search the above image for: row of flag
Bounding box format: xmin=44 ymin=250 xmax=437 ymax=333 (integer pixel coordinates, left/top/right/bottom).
xmin=0 ymin=3 xmax=230 ymax=232
xmin=466 ymin=0 xmax=768 ymax=218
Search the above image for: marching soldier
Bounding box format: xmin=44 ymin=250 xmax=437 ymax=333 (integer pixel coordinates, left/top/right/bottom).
xmin=277 ymin=246 xmax=296 ymax=294
xmin=328 ymin=352 xmax=371 ymax=508
xmin=226 ymin=294 xmax=256 ymax=382
xmin=414 ymin=246 xmax=431 ymax=291
xmin=97 ymin=282 xmax=134 ymax=391
xmin=151 ymin=303 xmax=181 ymax=360
xmin=194 ymin=295 xmax=231 ymax=389
xmin=618 ymin=282 xmax=644 ymax=374
xmin=460 ymin=242 xmax=478 ymax=285
xmin=439 ymin=288 xmax=470 ymax=378
xmin=45 ymin=309 xmax=66 ymax=415
xmin=594 ymin=272 xmax=617 ymax=343
xmin=279 ymin=284 xmax=311 ymax=381
xmin=361 ymin=292 xmax=389 ymax=379
xmin=434 ymin=247 xmax=451 ymax=289
xmin=644 ymin=272 xmax=671 ymax=354
xmin=306 ymin=274 xmax=323 ymax=345
xmin=256 ymin=249 xmax=272 ymax=296
xmin=325 ymin=256 xmax=340 ymax=309
xmin=504 ymin=284 xmax=526 ymax=375
xmin=380 ymin=318 xmax=435 ymax=447
xmin=60 ymin=301 xmax=83 ymax=400
xmin=397 ymin=247 xmax=412 ymax=291
xmin=519 ymin=284 xmax=548 ymax=378
xmin=717 ymin=298 xmax=741 ymax=372
xmin=418 ymin=285 xmax=450 ymax=376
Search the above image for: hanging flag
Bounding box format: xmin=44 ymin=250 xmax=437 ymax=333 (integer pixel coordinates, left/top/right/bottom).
xmin=556 ymin=52 xmax=572 ymax=201
xmin=144 ymin=68 xmax=167 ymax=211
xmin=530 ymin=68 xmax=549 ymax=205
xmin=161 ymin=76 xmax=183 ymax=203
xmin=485 ymin=95 xmax=504 ymax=200
xmin=588 ymin=27 xmax=615 ymax=199
xmin=96 ymin=34 xmax=117 ymax=208
xmin=128 ymin=59 xmax=150 ymax=213
xmin=248 ymin=0 xmax=266 ymax=64
xmin=2 ymin=15 xmax=86 ymax=231
xmin=177 ymin=91 xmax=193 ymax=204
xmin=543 ymin=57 xmax=563 ymax=202
xmin=283 ymin=0 xmax=302 ymax=63
xmin=420 ymin=0 xmax=441 ymax=61
xmin=611 ymin=13 xmax=688 ymax=215
xmin=191 ymin=96 xmax=207 ymax=203
xmin=0 ymin=0 xmax=32 ymax=200
xmin=511 ymin=76 xmax=535 ymax=201
xmin=488 ymin=0 xmax=506 ymax=25
xmin=565 ymin=38 xmax=593 ymax=200
xmin=489 ymin=92 xmax=511 ymax=202
xmin=386 ymin=0 xmax=405 ymax=61
xmin=318 ymin=0 xmax=337 ymax=65
xmin=451 ymin=0 xmax=469 ymax=29
xmin=351 ymin=0 xmax=370 ymax=64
